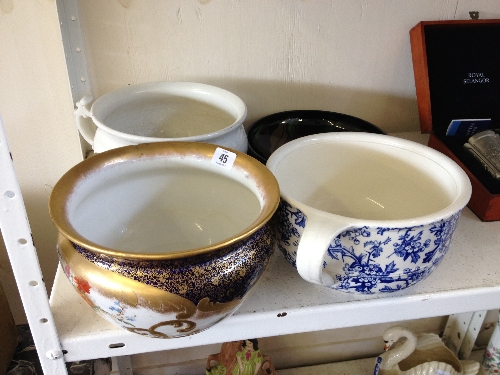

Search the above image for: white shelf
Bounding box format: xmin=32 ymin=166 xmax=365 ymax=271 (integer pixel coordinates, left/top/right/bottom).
xmin=3 ymin=111 xmax=498 ymax=372
xmin=50 ymin=205 xmax=500 ymax=362
xmin=277 ymin=350 xmax=487 ymax=375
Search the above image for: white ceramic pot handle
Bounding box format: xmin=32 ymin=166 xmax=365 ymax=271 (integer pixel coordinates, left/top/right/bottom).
xmin=295 ymin=210 xmax=355 ymax=287
xmin=74 ymin=95 xmax=96 ymax=146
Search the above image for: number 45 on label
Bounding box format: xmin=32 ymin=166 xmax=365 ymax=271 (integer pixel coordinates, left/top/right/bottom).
xmin=211 ymin=147 xmax=237 ymax=170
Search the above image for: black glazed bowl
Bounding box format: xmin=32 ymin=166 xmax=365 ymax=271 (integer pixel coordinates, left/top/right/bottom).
xmin=247 ymin=110 xmax=386 ymax=163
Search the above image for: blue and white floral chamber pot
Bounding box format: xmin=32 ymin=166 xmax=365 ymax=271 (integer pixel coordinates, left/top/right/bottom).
xmin=266 ymin=132 xmax=472 ymax=295
xmin=49 ymin=142 xmax=280 ymax=338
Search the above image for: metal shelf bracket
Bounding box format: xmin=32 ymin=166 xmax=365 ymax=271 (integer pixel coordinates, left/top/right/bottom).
xmin=0 ymin=117 xmax=68 ymax=375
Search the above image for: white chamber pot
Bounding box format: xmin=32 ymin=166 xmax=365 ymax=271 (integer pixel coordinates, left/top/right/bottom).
xmin=75 ymin=81 xmax=248 ymax=153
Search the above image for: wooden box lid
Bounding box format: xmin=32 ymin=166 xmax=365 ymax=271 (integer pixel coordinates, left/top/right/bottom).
xmin=410 ymin=19 xmax=500 ymax=135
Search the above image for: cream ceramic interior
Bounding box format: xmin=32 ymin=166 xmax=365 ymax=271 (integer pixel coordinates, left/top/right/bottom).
xmin=92 ymin=83 xmax=245 ymax=139
xmin=272 ymin=135 xmax=461 ymax=221
xmin=101 ymin=94 xmax=236 ymax=138
xmin=65 ymin=158 xmax=262 ymax=255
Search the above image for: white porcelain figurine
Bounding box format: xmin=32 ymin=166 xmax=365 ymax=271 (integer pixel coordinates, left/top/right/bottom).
xmin=374 ymin=326 xmax=479 ymax=375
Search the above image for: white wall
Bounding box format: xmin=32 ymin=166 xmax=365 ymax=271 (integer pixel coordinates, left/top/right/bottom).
xmin=76 ymin=0 xmax=499 ymax=134
xmin=0 ymin=0 xmax=82 ymax=323
xmin=1 ymin=0 xmax=499 ymax=372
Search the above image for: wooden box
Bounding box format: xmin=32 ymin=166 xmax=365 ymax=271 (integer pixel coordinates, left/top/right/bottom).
xmin=410 ymin=19 xmax=500 ymax=221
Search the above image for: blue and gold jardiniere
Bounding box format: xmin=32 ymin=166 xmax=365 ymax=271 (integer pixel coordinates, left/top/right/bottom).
xmin=49 ymin=142 xmax=280 ymax=338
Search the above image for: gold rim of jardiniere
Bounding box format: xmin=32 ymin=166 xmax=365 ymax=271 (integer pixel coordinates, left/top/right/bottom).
xmin=49 ymin=141 xmax=280 ymax=260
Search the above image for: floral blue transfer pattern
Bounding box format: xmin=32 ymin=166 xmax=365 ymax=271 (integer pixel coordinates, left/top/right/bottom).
xmin=276 ymin=200 xmax=461 ymax=294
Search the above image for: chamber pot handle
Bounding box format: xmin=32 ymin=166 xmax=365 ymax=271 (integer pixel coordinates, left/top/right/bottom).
xmin=295 ymin=209 xmax=355 ymax=287
xmin=74 ymin=95 xmax=96 ymax=146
